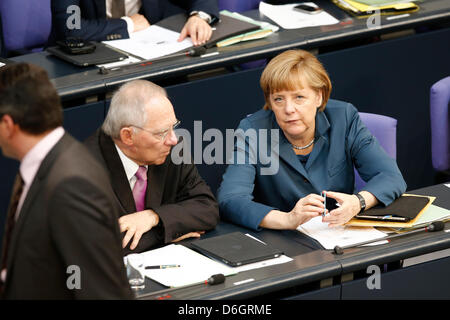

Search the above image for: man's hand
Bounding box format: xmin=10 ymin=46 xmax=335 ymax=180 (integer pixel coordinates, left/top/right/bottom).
xmin=119 ymin=209 xmax=159 ymax=250
xmin=172 ymin=231 xmax=205 ymax=243
xmin=178 ymin=15 xmax=212 ymax=46
xmin=130 ymin=13 xmax=150 ymax=32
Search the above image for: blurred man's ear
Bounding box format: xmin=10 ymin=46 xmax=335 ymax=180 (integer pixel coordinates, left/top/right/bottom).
xmin=0 ymin=114 xmax=17 ymax=137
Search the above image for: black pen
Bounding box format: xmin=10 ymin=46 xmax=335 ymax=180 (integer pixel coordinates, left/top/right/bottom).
xmin=145 ymin=264 xmax=181 ymax=269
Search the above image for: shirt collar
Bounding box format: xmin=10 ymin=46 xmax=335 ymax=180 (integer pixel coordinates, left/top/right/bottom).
xmin=114 ymin=144 xmax=147 ymax=181
xmin=19 ymin=127 xmax=65 ymax=187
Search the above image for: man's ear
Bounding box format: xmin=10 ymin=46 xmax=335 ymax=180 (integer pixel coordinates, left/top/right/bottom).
xmin=0 ymin=114 xmax=17 ymax=137
xmin=119 ymin=127 xmax=134 ymax=146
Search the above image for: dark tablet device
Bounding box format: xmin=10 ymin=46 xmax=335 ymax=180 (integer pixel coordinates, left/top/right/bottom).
xmin=47 ymin=42 xmax=127 ymax=67
xmin=190 ymin=232 xmax=283 ymax=267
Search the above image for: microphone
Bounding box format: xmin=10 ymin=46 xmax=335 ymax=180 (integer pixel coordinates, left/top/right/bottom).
xmin=333 ymin=221 xmax=446 ymax=255
xmin=206 ymin=273 xmax=225 ymax=285
xmin=151 ymin=46 xmax=207 ymax=62
xmin=98 ymin=46 xmax=208 ymax=74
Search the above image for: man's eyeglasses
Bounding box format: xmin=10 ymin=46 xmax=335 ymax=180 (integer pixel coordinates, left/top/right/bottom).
xmin=130 ymin=120 xmax=181 ymax=142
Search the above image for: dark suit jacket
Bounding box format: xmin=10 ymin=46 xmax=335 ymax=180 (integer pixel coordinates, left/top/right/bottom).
xmin=84 ymin=129 xmax=219 ymax=254
xmin=2 ymin=133 xmax=133 ymax=299
xmin=50 ymin=0 xmax=219 ymax=42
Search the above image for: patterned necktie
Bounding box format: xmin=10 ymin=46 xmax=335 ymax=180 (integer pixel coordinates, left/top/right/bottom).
xmin=1 ymin=174 xmax=24 ymax=276
xmin=110 ymin=0 xmax=126 ymax=19
xmin=132 ymin=166 xmax=148 ymax=212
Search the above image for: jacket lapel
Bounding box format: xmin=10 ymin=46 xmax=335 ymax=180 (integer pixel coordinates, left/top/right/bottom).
xmin=271 ymin=115 xmax=309 ymax=179
xmin=5 ymin=134 xmax=73 ymax=275
xmin=146 ymin=164 xmax=165 ymax=209
xmin=304 ymin=111 xmax=330 ymax=170
xmin=98 ymin=130 xmax=136 ymax=214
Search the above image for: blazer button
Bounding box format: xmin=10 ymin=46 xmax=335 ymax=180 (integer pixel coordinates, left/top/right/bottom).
xmin=303 ymin=178 xmax=309 ymax=183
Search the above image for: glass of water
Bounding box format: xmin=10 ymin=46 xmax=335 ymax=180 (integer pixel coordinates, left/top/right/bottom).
xmin=126 ymin=254 xmax=145 ymax=290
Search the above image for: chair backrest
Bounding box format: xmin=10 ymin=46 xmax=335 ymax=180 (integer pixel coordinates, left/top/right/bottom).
xmin=218 ymin=0 xmax=262 ymax=12
xmin=355 ymin=112 xmax=397 ymax=191
xmin=430 ymin=76 xmax=450 ymax=172
xmin=0 ymin=0 xmax=52 ymax=56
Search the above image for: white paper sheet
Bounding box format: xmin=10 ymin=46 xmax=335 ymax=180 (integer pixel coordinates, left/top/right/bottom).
xmin=97 ymin=56 xmax=141 ymax=69
xmin=232 ymin=254 xmax=293 ymax=273
xmin=103 ymin=25 xmax=193 ymax=60
xmin=135 ymin=244 xmax=236 ymax=288
xmin=297 ymin=216 xmax=387 ymax=250
xmin=259 ymin=2 xmax=339 ymax=30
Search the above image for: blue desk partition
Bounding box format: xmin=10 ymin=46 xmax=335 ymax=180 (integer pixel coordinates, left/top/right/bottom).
xmin=63 ymin=101 xmax=106 ymax=142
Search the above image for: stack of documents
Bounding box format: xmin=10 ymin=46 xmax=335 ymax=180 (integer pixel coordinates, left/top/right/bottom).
xmin=103 ymin=25 xmax=193 ymax=60
xmin=259 ymin=2 xmax=339 ymax=30
xmin=346 ymin=194 xmax=436 ymax=228
xmin=297 ymin=216 xmax=388 ymax=250
xmin=216 ymin=10 xmax=279 ymax=47
xmin=332 ymin=0 xmax=419 ymax=17
xmin=395 ymin=204 xmax=450 ymax=230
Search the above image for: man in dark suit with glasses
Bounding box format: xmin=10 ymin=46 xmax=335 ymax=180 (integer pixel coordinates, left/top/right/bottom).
xmin=84 ymin=80 xmax=219 ymax=254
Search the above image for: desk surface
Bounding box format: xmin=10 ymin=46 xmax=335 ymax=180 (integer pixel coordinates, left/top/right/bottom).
xmin=135 ymin=183 xmax=450 ymax=300
xmin=11 ymin=0 xmax=450 ymax=102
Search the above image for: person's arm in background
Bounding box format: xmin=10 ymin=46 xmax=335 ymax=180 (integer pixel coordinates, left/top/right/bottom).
xmin=176 ymin=0 xmax=219 ymax=45
xmin=51 ymin=0 xmax=149 ymax=42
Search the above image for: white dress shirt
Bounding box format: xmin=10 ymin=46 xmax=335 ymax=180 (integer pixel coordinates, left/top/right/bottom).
xmin=114 ymin=144 xmax=147 ymax=191
xmin=106 ymin=0 xmax=142 ymax=34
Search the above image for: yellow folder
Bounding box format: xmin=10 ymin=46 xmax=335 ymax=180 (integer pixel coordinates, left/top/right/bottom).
xmin=345 ymin=194 xmax=435 ymax=228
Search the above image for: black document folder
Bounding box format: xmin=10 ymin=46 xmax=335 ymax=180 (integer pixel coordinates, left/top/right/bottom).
xmin=355 ymin=195 xmax=431 ymax=222
xmin=47 ymin=42 xmax=127 ymax=67
xmin=190 ymin=232 xmax=283 ymax=267
xmin=156 ymin=13 xmax=260 ymax=48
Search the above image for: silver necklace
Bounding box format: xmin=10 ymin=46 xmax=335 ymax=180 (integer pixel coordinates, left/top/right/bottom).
xmin=291 ymin=138 xmax=315 ymax=150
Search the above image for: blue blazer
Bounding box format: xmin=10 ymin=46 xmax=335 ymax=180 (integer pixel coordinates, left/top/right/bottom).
xmin=50 ymin=0 xmax=219 ymax=42
xmin=217 ymin=99 xmax=407 ymax=230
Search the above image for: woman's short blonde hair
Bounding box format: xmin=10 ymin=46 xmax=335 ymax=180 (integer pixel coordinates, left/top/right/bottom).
xmin=260 ymin=50 xmax=332 ymax=112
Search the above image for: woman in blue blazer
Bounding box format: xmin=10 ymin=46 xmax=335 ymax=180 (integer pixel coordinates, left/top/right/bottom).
xmin=217 ymin=50 xmax=406 ymax=231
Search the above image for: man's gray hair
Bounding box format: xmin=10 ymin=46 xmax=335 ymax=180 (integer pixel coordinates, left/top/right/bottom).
xmin=102 ymin=80 xmax=167 ymax=139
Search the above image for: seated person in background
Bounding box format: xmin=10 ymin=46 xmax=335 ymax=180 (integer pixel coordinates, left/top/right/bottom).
xmin=84 ymin=80 xmax=219 ymax=254
xmin=217 ymin=49 xmax=407 ymax=231
xmin=51 ymin=0 xmax=219 ymax=46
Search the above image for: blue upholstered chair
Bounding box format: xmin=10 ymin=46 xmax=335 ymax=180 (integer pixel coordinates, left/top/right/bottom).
xmin=0 ymin=0 xmax=52 ymax=57
xmin=218 ymin=0 xmax=262 ymax=12
xmin=430 ymin=76 xmax=450 ymax=182
xmin=355 ymin=112 xmax=398 ymax=191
